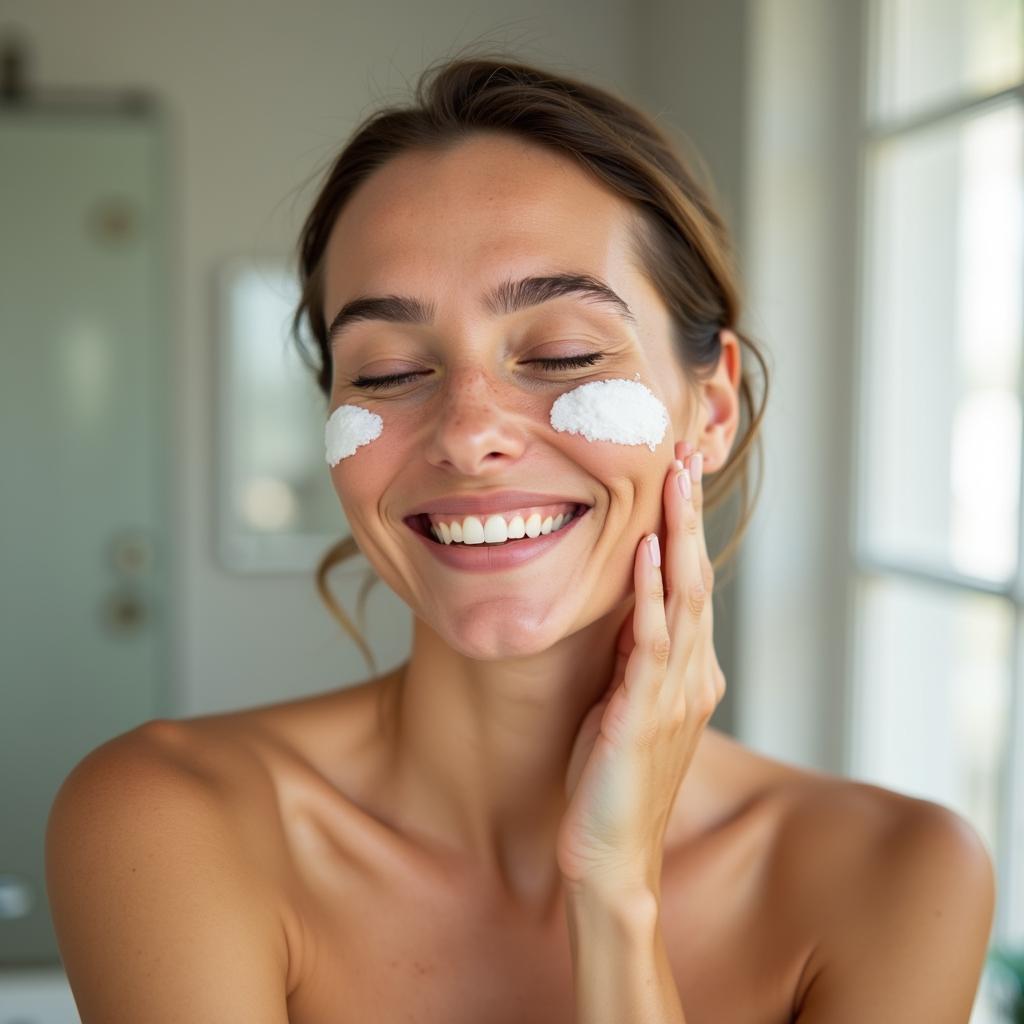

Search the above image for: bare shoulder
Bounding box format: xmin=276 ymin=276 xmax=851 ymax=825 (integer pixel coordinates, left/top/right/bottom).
xmin=707 ymin=730 xmax=995 ymax=879
xmin=772 ymin=766 xmax=996 ymax=898
xmin=45 ymin=721 xmax=298 ymax=1022
xmin=768 ymin=770 xmax=996 ymax=1022
xmin=110 ymin=716 xmax=306 ymax=908
xmin=46 ymin=716 xmax=294 ymax=898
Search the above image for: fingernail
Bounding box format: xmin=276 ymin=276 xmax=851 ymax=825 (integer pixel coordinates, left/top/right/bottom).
xmin=677 ymin=467 xmax=691 ymax=501
xmin=690 ymin=451 xmax=703 ymax=484
xmin=647 ymin=533 xmax=661 ymax=567
xmin=672 ymin=458 xmax=684 ymax=473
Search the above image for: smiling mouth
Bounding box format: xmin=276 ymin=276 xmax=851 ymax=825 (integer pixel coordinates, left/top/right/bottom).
xmin=405 ymin=503 xmax=590 ymax=546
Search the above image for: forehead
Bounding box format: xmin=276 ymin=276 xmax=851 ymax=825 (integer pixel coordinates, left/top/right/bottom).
xmin=321 ymin=133 xmax=653 ymax=323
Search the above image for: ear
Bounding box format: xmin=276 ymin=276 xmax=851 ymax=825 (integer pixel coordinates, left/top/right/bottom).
xmin=691 ymin=328 xmax=742 ymax=473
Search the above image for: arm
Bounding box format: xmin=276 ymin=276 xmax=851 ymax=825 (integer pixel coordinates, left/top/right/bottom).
xmin=44 ymin=727 xmax=292 ymax=1024
xmin=795 ymin=801 xmax=996 ymax=1023
xmin=565 ymin=886 xmax=687 ymax=1024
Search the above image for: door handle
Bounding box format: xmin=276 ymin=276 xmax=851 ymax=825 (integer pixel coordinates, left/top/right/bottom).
xmin=99 ymin=588 xmax=148 ymax=635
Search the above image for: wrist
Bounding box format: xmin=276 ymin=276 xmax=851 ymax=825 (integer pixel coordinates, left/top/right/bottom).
xmin=563 ymin=880 xmax=661 ymax=929
xmin=563 ymin=885 xmax=677 ymax=1024
xmin=560 ymin=855 xmax=663 ymax=904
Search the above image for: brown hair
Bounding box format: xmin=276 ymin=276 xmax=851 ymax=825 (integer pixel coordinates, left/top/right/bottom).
xmin=289 ymin=51 xmax=770 ymax=672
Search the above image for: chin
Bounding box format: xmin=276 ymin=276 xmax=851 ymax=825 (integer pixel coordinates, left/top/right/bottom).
xmin=437 ymin=602 xmax=577 ymax=660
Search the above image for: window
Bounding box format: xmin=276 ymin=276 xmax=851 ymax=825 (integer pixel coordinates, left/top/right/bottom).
xmin=848 ymin=0 xmax=1023 ymax=1015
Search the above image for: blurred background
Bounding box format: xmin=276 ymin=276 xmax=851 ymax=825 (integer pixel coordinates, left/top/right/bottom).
xmin=1 ymin=0 xmax=1022 ymax=1020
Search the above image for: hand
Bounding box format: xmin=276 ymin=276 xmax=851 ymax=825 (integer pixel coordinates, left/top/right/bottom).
xmin=555 ymin=439 xmax=726 ymax=901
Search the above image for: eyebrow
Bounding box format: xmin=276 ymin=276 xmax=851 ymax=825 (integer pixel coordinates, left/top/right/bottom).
xmin=326 ymin=271 xmax=636 ymax=349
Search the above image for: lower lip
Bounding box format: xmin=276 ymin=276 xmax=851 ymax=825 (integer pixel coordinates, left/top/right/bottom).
xmin=406 ymin=509 xmax=591 ymax=573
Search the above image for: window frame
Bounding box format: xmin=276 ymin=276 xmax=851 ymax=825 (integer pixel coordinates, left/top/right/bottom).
xmin=844 ymin=0 xmax=1024 ymax=947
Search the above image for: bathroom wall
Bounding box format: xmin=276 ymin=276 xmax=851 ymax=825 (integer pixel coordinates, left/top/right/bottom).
xmin=739 ymin=0 xmax=864 ymax=774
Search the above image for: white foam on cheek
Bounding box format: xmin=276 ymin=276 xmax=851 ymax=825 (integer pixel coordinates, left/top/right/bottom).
xmin=324 ymin=404 xmax=384 ymax=466
xmin=549 ymin=377 xmax=669 ymax=453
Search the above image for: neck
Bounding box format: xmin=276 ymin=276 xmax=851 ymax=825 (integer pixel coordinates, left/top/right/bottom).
xmin=377 ymin=602 xmax=631 ymax=916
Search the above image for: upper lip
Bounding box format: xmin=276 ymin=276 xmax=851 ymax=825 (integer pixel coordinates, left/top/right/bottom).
xmin=406 ymin=490 xmax=593 ymax=517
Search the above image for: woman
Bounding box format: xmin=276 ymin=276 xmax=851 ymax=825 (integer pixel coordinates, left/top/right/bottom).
xmin=46 ymin=54 xmax=995 ymax=1023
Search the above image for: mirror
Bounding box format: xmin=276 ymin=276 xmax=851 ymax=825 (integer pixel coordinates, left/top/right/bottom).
xmin=216 ymin=259 xmax=348 ymax=573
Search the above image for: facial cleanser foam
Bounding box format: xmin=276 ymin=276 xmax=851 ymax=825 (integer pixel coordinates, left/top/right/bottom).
xmin=324 ymin=404 xmax=384 ymax=466
xmin=324 ymin=376 xmax=669 ymax=465
xmin=549 ymin=378 xmax=669 ymax=452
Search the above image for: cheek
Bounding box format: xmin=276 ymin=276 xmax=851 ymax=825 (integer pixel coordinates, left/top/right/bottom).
xmin=325 ymin=404 xmax=393 ymax=518
xmin=549 ymin=378 xmax=672 ymax=520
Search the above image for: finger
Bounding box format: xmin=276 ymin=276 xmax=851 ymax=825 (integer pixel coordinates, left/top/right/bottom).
xmin=676 ymin=440 xmax=714 ymax=598
xmin=689 ymin=449 xmax=712 ymax=595
xmin=620 ymin=529 xmax=671 ymax=715
xmin=687 ymin=449 xmax=723 ymax=690
xmin=657 ymin=453 xmax=707 ymax=717
xmin=665 ymin=451 xmax=708 ymax=636
xmin=675 ymin=442 xmax=722 ymax=715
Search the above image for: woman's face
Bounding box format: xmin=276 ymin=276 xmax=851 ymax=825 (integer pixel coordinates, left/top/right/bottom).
xmin=320 ymin=132 xmax=697 ymax=659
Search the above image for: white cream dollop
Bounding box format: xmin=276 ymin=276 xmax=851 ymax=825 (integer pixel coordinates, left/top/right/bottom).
xmin=324 ymin=404 xmax=384 ymax=466
xmin=549 ymin=377 xmax=668 ymax=453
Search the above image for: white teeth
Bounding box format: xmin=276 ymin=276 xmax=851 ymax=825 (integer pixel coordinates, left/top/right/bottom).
xmin=428 ymin=507 xmax=581 ymax=545
xmin=462 ymin=516 xmax=486 ymax=544
xmin=482 ymin=515 xmax=507 ymax=543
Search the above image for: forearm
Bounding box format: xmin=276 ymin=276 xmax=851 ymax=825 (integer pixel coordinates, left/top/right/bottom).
xmin=565 ymin=887 xmax=688 ymax=1024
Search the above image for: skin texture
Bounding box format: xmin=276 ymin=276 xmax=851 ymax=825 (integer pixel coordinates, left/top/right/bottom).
xmin=44 ymin=133 xmax=997 ymax=1023
xmin=319 ymin=131 xmax=742 ymax=913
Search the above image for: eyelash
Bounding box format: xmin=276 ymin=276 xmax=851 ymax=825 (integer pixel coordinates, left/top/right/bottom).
xmin=349 ymin=352 xmax=605 ymax=391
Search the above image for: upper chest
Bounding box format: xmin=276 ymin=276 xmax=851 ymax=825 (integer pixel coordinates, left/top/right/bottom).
xmin=278 ymin=777 xmax=811 ymax=1024
xmin=191 ymin=699 xmax=822 ymax=1024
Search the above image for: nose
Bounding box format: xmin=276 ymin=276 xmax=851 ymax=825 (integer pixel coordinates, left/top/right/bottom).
xmin=422 ymin=363 xmax=530 ymax=475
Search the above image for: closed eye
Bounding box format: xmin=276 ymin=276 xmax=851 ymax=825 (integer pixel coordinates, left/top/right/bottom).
xmin=349 ymin=352 xmax=605 ymax=391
